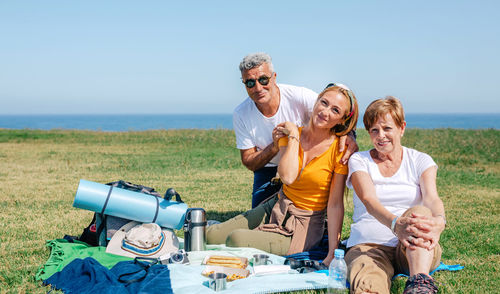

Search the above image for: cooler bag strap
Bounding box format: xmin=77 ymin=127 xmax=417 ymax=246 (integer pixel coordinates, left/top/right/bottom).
xmin=95 ymin=214 xmax=107 ymax=246
xmin=95 ymin=185 xmax=114 ymax=244
xmin=101 ymin=185 xmax=114 ymax=215
xmin=152 ymin=195 xmax=160 ymax=223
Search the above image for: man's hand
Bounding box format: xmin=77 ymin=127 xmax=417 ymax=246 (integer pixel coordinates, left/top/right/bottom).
xmin=276 ymin=122 xmax=299 ymax=138
xmin=240 ymin=125 xmax=288 ymax=171
xmin=272 ymin=124 xmax=288 ymax=150
xmin=339 ymin=132 xmax=358 ymax=165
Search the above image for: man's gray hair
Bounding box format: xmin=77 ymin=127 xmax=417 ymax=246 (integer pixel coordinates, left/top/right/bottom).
xmin=239 ymin=52 xmax=274 ymax=73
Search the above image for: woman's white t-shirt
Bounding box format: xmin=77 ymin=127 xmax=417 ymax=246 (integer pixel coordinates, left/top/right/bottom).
xmin=346 ymin=147 xmax=437 ymax=248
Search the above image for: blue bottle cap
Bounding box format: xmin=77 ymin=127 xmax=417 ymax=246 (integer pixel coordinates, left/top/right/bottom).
xmin=334 ymin=249 xmax=344 ymax=258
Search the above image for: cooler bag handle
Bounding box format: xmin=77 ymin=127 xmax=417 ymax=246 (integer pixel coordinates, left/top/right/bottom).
xmin=164 ymin=188 xmax=183 ymax=203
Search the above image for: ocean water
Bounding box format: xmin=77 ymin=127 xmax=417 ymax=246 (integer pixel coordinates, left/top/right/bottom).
xmin=0 ymin=114 xmax=233 ymax=131
xmin=0 ymin=113 xmax=498 ymax=131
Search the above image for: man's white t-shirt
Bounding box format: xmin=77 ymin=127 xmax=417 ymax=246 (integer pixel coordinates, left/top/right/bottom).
xmin=346 ymin=147 xmax=437 ymax=248
xmin=233 ymin=83 xmax=318 ymax=166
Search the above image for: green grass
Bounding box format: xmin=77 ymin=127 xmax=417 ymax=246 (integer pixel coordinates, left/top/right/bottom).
xmin=0 ymin=128 xmax=498 ymax=293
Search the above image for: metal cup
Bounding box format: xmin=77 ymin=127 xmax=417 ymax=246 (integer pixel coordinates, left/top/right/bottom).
xmin=208 ymin=272 xmax=227 ymax=291
xmin=253 ymin=254 xmax=273 ymax=266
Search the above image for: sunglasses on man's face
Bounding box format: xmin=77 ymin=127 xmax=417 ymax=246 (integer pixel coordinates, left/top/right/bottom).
xmin=242 ymin=75 xmax=272 ymax=88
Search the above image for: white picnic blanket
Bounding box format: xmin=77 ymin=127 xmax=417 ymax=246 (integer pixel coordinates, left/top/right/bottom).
xmin=171 ymin=242 xmax=329 ymax=293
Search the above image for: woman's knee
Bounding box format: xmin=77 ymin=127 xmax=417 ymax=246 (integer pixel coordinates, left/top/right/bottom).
xmin=402 ymin=205 xmax=432 ymax=217
xmin=226 ymin=229 xmax=290 ymax=255
xmin=206 ymin=223 xmax=226 ymax=244
xmin=348 ymin=254 xmax=387 ymax=274
xmin=206 ymin=214 xmax=247 ymax=244
xmin=346 ymin=246 xmax=393 ymax=294
xmin=226 ymin=229 xmax=253 ymax=247
xmin=348 ymin=254 xmax=392 ymax=294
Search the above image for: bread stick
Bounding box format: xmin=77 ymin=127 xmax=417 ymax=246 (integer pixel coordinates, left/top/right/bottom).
xmin=208 ymin=255 xmax=241 ymax=261
xmin=206 ymin=262 xmax=244 ymax=268
xmin=205 ymin=255 xmax=246 ymax=268
xmin=208 ymin=259 xmax=241 ymax=264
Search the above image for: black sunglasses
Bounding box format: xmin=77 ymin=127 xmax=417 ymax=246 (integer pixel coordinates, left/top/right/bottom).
xmin=242 ymin=75 xmax=272 ymax=88
xmin=324 ymin=83 xmax=355 ymax=118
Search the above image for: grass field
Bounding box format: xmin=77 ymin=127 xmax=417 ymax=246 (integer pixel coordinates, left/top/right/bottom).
xmin=0 ymin=128 xmax=498 ymax=293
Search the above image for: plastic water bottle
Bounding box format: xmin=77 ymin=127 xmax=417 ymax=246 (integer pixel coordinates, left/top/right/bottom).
xmin=328 ymin=249 xmax=348 ymax=294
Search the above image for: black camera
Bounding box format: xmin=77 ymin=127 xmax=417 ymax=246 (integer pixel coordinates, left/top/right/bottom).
xmin=159 ymin=249 xmax=190 ymax=265
xmin=284 ymin=258 xmax=327 ymax=273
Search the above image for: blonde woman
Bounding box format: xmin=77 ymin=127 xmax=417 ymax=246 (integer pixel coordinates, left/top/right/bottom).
xmin=207 ymin=83 xmax=358 ymax=264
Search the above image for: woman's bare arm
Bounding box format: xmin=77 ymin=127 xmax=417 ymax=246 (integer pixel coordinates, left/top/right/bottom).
xmin=277 ymin=122 xmax=300 ymax=185
xmin=351 ymin=170 xmax=417 ymax=248
xmin=322 ymin=173 xmax=346 ymax=265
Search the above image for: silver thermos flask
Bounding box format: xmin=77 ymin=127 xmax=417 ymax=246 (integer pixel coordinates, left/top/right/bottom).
xmin=183 ymin=208 xmax=206 ymax=251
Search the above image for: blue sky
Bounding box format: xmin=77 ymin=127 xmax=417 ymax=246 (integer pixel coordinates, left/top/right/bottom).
xmin=1 ymin=1 xmax=498 ymax=114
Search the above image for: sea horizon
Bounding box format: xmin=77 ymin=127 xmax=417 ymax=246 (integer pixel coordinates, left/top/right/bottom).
xmin=0 ymin=113 xmax=498 ymax=131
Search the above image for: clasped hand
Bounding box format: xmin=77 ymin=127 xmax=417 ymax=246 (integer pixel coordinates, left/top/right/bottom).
xmin=274 ymin=122 xmax=299 ymax=145
xmin=396 ymin=213 xmax=445 ymax=251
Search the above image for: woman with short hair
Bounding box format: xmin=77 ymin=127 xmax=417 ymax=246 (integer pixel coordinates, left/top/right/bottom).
xmin=345 ymin=97 xmax=446 ymax=294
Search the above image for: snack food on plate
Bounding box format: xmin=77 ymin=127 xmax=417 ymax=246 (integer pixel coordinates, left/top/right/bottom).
xmin=205 ymin=271 xmax=245 ymax=281
xmin=227 ymin=273 xmax=246 ymax=281
xmin=204 ymin=255 xmax=247 ymax=269
xmin=202 ymin=265 xmax=250 ymax=282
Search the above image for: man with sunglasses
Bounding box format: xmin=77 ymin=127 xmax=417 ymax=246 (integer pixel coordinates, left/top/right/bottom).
xmin=233 ymin=52 xmax=358 ymax=208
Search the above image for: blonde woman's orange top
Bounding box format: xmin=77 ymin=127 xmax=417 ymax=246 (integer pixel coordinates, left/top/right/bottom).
xmin=279 ymin=128 xmax=348 ymax=211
